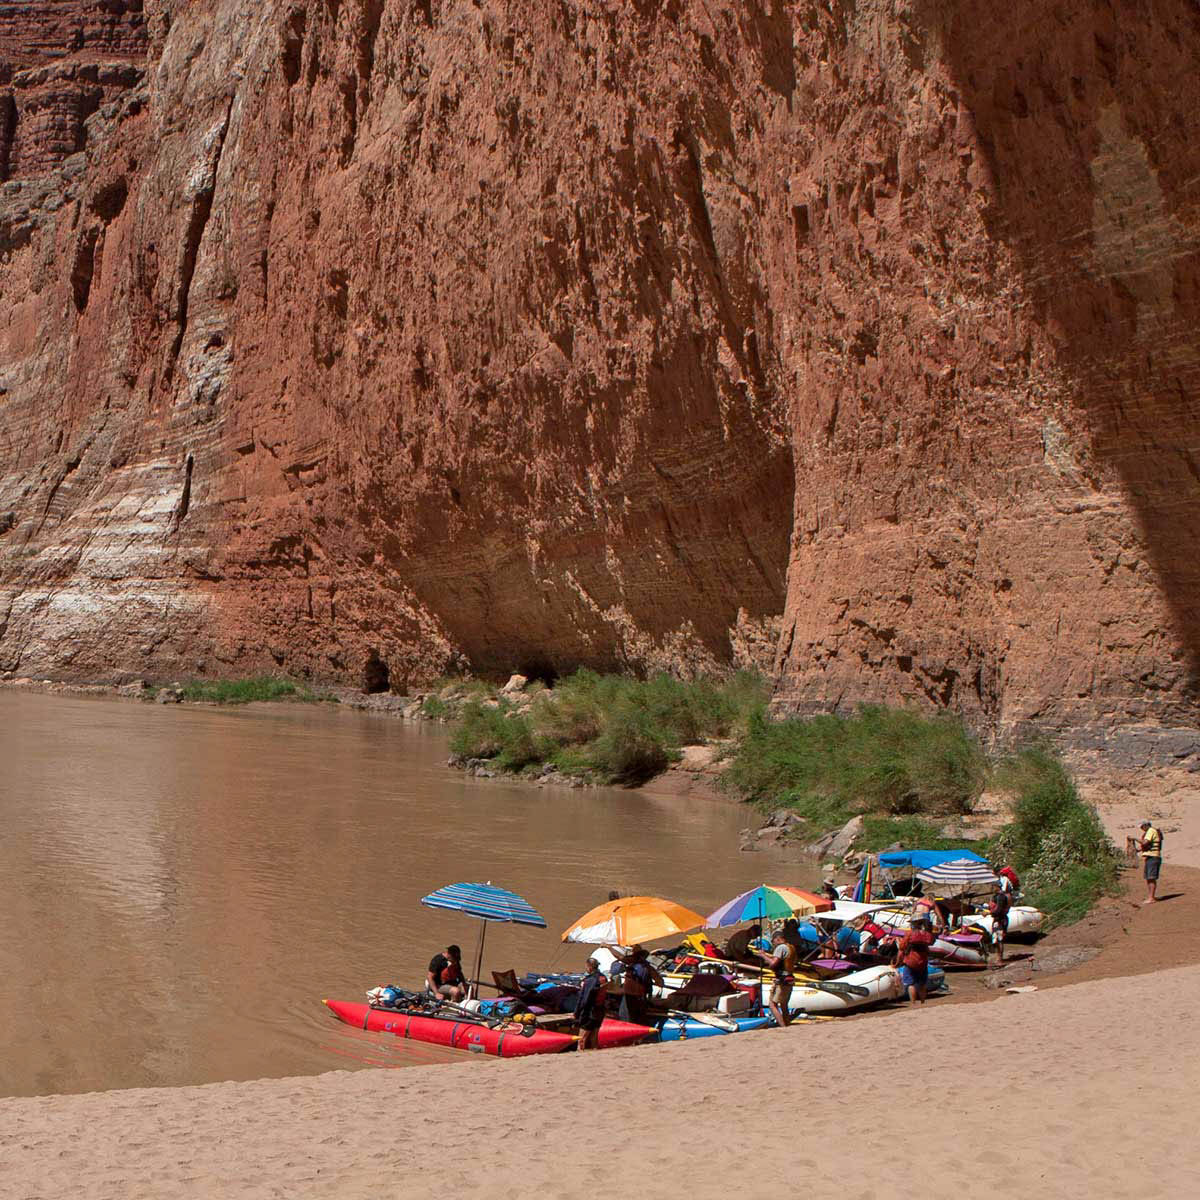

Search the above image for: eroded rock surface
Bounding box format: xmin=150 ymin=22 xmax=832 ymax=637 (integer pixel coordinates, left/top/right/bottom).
xmin=0 ymin=2 xmax=1197 ymax=760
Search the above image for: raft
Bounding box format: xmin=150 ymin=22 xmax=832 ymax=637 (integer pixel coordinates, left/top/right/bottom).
xmin=323 ymin=999 xmax=651 ymax=1057
xmin=962 ymin=906 xmax=1044 ymax=937
xmin=761 ymin=964 xmax=906 ymax=1014
xmin=653 ymin=1014 xmax=773 ymax=1042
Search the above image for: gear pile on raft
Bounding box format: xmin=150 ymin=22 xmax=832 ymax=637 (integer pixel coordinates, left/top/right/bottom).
xmin=323 ymin=849 xmax=1042 ymax=1058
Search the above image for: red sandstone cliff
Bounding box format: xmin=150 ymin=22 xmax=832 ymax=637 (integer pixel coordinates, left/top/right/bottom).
xmin=0 ymin=1 xmax=1196 ymax=763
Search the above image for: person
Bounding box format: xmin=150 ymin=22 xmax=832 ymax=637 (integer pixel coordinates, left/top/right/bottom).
xmin=1138 ymin=820 xmax=1164 ymax=904
xmin=574 ymin=957 xmax=608 ymax=1050
xmin=426 ymin=944 xmax=467 ymax=1001
xmin=753 ymin=933 xmax=796 ymax=1027
xmin=911 ymin=893 xmax=940 ymax=929
xmin=820 ymin=878 xmax=839 ymax=903
xmin=609 ymin=944 xmax=662 ymax=1025
xmin=778 ymin=918 xmax=811 ymax=964
xmin=894 ymin=915 xmax=933 ymax=1003
xmin=722 ymin=923 xmax=763 ymax=965
xmin=857 ymin=916 xmax=896 ymax=958
xmin=988 ymin=887 xmax=1011 ymax=965
xmin=998 ymin=865 xmax=1020 ymax=896
xmin=821 ymin=921 xmax=860 ymax=959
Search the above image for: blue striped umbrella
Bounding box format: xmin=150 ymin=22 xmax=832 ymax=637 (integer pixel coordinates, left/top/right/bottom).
xmin=420 ymin=882 xmax=547 ymax=927
xmin=421 ymin=882 xmax=546 ymax=998
xmin=915 ymin=859 xmax=998 ymax=892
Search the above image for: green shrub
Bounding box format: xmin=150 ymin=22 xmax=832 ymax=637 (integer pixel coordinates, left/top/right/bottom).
xmin=177 ymin=676 xmax=319 ymax=704
xmin=421 ymin=695 xmax=449 ymax=719
xmin=722 ymin=704 xmax=986 ymax=818
xmin=449 ymin=699 xmax=543 ymax=771
xmin=990 ymin=747 xmax=1119 ymax=926
xmin=584 ymin=701 xmax=673 ymax=784
xmin=444 ymin=668 xmax=767 ymax=785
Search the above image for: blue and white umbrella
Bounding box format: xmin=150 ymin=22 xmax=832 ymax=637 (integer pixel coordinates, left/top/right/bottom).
xmin=421 ymin=882 xmax=546 ymax=997
xmin=915 ymin=859 xmax=998 ymax=892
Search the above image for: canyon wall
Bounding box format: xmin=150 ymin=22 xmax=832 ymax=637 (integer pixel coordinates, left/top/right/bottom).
xmin=0 ymin=1 xmax=1196 ymax=760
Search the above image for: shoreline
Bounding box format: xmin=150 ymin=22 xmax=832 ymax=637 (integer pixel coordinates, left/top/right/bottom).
xmin=3 ymin=886 xmax=1196 ymax=1196
xmin=5 ymin=674 xmax=1195 ymax=865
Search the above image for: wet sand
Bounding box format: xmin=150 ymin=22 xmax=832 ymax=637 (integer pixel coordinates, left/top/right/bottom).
xmin=3 ymin=872 xmax=1197 ymax=1199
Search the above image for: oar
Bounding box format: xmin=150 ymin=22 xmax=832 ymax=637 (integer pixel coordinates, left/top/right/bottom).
xmin=799 ymin=978 xmax=870 ymax=998
xmin=668 ymin=949 xmax=830 ymax=980
xmin=375 ymin=994 xmax=532 ymax=1036
xmin=663 ymin=1008 xmax=739 ymax=1032
xmin=431 ymin=997 xmax=538 ymax=1036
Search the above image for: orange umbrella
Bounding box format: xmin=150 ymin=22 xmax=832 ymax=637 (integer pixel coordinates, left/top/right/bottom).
xmin=561 ymin=896 xmax=705 ymax=946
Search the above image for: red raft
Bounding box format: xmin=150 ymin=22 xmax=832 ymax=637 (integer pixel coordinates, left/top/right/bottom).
xmin=323 ymin=999 xmax=651 ymax=1058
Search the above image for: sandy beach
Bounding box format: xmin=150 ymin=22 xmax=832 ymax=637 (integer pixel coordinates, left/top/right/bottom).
xmin=3 ymin=877 xmax=1197 ymax=1200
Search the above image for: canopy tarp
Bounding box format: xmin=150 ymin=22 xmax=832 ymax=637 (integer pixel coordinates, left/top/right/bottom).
xmin=877 ymin=848 xmax=988 ymax=870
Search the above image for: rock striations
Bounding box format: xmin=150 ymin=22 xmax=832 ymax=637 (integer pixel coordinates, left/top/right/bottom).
xmin=0 ymin=1 xmax=1197 ymax=762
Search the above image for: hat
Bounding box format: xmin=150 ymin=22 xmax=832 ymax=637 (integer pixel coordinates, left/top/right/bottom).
xmin=823 ymin=877 xmax=836 ymax=886
xmin=1140 ymin=820 xmax=1151 ymax=828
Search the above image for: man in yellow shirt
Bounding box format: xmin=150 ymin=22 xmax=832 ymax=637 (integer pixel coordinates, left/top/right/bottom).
xmin=1138 ymin=820 xmax=1164 ymax=904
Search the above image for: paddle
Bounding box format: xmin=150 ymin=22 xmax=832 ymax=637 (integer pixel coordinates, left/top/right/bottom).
xmin=800 ymin=978 xmax=870 ymax=998
xmin=430 ymin=997 xmax=538 ymax=1037
xmin=665 ymin=949 xmax=831 ymax=981
xmin=663 ymin=1008 xmax=739 ymax=1032
xmin=371 ymin=992 xmax=536 ymax=1037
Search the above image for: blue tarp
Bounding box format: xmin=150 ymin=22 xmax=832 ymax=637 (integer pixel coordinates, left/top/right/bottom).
xmin=877 ymin=848 xmax=988 ymax=870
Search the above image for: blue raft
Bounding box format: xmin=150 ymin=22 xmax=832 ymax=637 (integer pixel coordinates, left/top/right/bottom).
xmin=653 ymin=1015 xmax=774 ymax=1042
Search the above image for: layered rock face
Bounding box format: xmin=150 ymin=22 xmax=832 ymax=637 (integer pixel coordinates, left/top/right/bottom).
xmin=0 ymin=1 xmax=1196 ymax=759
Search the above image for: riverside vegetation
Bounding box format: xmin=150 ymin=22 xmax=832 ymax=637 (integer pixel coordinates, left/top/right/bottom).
xmin=447 ymin=672 xmax=1119 ymax=927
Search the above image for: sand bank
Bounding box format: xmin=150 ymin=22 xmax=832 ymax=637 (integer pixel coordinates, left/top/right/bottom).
xmin=3 ymin=954 xmax=1197 ymax=1199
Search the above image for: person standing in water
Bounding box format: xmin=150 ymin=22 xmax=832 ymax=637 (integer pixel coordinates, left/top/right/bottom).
xmin=1138 ymin=820 xmax=1164 ymax=904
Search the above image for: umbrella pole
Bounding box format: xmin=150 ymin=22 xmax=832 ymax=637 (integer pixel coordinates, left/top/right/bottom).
xmin=472 ymin=921 xmax=488 ymax=1002
xmin=758 ymin=897 xmax=766 ymax=1016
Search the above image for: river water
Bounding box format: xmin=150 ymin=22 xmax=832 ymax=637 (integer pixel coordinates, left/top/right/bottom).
xmin=0 ymin=690 xmax=806 ymax=1097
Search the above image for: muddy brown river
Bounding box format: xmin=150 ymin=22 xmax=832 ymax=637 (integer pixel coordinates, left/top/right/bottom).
xmin=0 ymin=690 xmax=807 ymax=1097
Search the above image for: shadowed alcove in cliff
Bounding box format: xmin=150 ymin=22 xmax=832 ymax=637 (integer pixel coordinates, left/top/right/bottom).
xmin=923 ymin=0 xmax=1200 ymax=703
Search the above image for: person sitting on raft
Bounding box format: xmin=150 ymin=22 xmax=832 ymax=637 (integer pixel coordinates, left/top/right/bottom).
xmin=608 ymin=944 xmax=663 ymax=1026
xmin=722 ymin=923 xmax=763 ymax=965
xmin=820 ymin=878 xmax=840 ymax=903
xmin=856 ymin=917 xmax=897 ymax=958
xmin=893 ymin=916 xmax=933 ymax=1004
xmin=574 ymin=957 xmax=608 ymax=1051
xmin=426 ymin=944 xmax=467 ymax=1002
xmin=821 ymin=921 xmax=862 ymax=960
xmin=778 ymin=917 xmax=814 ymax=964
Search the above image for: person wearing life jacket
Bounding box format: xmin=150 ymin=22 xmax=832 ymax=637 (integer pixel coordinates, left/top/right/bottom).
xmin=609 ymin=944 xmax=662 ymax=1026
xmin=574 ymin=957 xmax=609 ymax=1050
xmin=988 ymin=888 xmax=1012 ymax=965
xmin=752 ymin=933 xmax=797 ymax=1027
xmin=893 ymin=915 xmax=934 ymax=1003
xmin=426 ymin=944 xmax=467 ymax=1002
xmin=1138 ymin=820 xmax=1164 ymax=904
